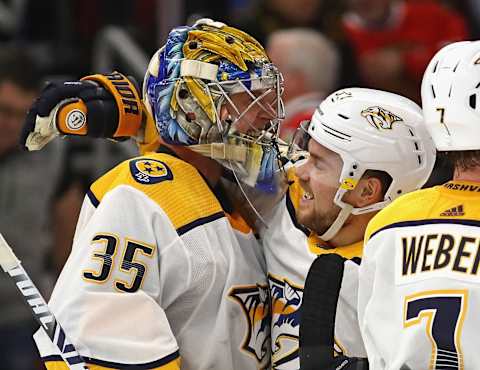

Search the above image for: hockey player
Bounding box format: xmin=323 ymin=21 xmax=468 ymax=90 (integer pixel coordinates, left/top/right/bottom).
xmin=358 ymin=41 xmax=480 ymax=369
xmin=24 ymin=19 xmax=284 ymax=370
xmin=262 ymin=88 xmax=436 ymax=369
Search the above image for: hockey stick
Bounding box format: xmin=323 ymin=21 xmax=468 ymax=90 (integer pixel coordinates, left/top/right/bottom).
xmin=300 ymin=254 xmax=369 ymax=370
xmin=0 ymin=232 xmax=88 ymax=370
xmin=300 ymin=254 xmax=344 ymax=369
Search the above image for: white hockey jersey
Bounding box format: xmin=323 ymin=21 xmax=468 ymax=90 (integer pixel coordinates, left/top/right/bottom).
xmin=34 ymin=151 xmax=270 ymax=370
xmin=359 ymin=181 xmax=480 ymax=370
xmin=262 ymin=170 xmax=366 ymax=370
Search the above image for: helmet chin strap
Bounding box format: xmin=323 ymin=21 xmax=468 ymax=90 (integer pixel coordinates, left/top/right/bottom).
xmin=319 ymin=197 xmax=389 ymax=241
xmin=319 ymin=203 xmax=353 ymax=241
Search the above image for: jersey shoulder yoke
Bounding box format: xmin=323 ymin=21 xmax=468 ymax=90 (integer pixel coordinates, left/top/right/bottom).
xmin=89 ymin=153 xmax=224 ymax=231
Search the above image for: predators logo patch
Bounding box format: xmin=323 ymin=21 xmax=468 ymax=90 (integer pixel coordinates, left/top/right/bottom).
xmin=268 ymin=274 xmax=346 ymax=368
xmin=361 ymin=106 xmax=403 ymax=130
xmin=268 ymin=274 xmax=302 ymax=369
xmin=129 ymin=159 xmax=173 ymax=184
xmin=229 ymin=284 xmax=271 ymax=369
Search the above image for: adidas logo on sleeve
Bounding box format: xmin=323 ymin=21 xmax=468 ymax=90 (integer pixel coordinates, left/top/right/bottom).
xmin=440 ymin=205 xmax=465 ymax=217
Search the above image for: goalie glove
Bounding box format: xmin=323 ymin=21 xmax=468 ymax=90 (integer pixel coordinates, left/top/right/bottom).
xmin=21 ymin=71 xmax=143 ymax=150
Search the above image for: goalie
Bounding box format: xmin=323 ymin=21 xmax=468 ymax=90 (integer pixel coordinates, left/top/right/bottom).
xmin=25 ymin=19 xmax=284 ymax=370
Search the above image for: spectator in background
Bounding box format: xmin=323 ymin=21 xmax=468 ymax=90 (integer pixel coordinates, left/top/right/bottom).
xmin=267 ymin=28 xmax=339 ymax=140
xmin=235 ymin=0 xmax=361 ymax=88
xmin=342 ymin=0 xmax=469 ymax=102
xmin=0 ymin=46 xmax=63 ymax=370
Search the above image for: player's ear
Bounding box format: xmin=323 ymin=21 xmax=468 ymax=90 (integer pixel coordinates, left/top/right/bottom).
xmin=348 ymin=176 xmax=383 ymax=208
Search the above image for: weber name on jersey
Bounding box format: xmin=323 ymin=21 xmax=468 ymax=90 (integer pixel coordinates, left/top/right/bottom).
xmin=34 ymin=151 xmax=270 ymax=370
xmin=262 ymin=169 xmax=366 ymax=369
xmin=359 ymin=181 xmax=480 ymax=369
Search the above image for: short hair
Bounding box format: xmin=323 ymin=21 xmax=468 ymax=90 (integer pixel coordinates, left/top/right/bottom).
xmin=267 ymin=28 xmax=339 ymax=93
xmin=0 ymin=45 xmax=42 ymax=92
xmin=440 ymin=150 xmax=480 ymax=172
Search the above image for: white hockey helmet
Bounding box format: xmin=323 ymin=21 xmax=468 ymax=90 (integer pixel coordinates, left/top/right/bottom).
xmin=290 ymin=87 xmax=436 ymax=240
xmin=421 ymin=40 xmax=480 ymax=151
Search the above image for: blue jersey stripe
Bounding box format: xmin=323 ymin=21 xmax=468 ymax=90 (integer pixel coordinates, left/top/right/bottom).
xmin=370 ymin=218 xmax=480 ymax=241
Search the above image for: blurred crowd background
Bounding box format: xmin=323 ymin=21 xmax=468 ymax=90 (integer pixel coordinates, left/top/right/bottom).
xmin=0 ymin=0 xmax=476 ymax=368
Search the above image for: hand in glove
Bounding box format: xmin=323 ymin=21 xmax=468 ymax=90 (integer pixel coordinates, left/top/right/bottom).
xmin=21 ymin=72 xmax=143 ymax=150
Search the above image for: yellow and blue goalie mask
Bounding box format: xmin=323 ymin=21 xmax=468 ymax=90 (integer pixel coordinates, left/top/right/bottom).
xmin=142 ymin=18 xmax=285 ymax=193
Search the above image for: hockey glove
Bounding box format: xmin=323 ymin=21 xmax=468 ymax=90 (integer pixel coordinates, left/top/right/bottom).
xmin=21 ymin=72 xmax=142 ymax=150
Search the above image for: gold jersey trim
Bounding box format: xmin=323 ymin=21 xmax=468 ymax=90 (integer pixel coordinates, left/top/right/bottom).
xmin=43 ymin=351 xmax=181 ymax=369
xmin=89 ymin=153 xmax=224 ymax=233
xmin=366 ymin=181 xmax=480 ymax=241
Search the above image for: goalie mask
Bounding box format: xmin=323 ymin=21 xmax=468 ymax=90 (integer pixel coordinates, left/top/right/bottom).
xmin=142 ymin=18 xmax=285 ymax=193
xmin=288 ymin=88 xmax=436 ymax=241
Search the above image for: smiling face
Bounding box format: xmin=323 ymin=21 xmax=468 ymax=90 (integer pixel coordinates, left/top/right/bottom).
xmin=294 ymin=136 xmax=389 ymax=243
xmin=294 ymin=139 xmax=344 ymax=234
